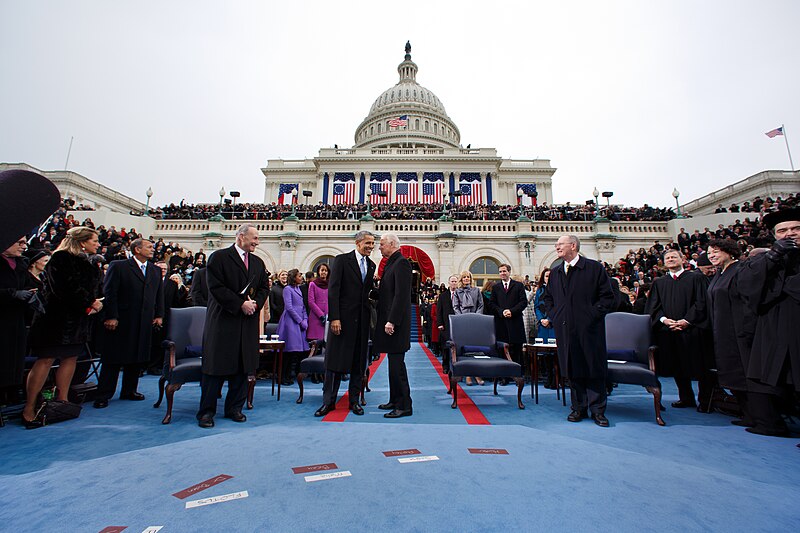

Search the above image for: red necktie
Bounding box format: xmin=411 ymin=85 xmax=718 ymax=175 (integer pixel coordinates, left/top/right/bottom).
xmin=672 ymin=273 xmax=678 ymax=280
xmin=243 ymin=252 xmax=249 ymax=270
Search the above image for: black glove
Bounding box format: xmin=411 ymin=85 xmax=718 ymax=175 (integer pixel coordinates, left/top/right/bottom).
xmin=12 ymin=289 xmax=34 ymax=302
xmin=765 ymin=238 xmax=798 ymax=263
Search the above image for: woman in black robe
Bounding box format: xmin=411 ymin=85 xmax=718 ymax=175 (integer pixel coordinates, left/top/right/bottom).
xmin=706 ymin=239 xmax=753 ymax=425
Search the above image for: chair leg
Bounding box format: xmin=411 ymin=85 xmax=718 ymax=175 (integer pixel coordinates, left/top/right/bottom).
xmin=515 ymin=377 xmax=525 ymax=409
xmin=646 ymin=386 xmax=666 ymax=426
xmin=153 ymin=375 xmax=166 ymax=408
xmin=493 ymin=378 xmax=498 ymax=396
xmin=162 ymin=383 xmax=182 ymax=425
xmin=450 ymin=376 xmax=458 ymax=409
xmin=247 ymin=376 xmax=255 ymax=410
xmin=296 ymin=372 xmax=305 ymax=404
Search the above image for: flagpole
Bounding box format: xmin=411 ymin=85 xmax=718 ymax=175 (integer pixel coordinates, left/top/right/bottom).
xmin=782 ymin=124 xmax=795 ymax=171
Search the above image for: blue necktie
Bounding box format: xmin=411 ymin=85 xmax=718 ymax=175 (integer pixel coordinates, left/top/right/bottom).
xmin=141 ymin=263 xmax=147 ymax=277
xmin=360 ymin=256 xmax=366 ymax=282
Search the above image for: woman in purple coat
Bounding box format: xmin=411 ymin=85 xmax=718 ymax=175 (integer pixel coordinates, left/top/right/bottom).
xmin=307 ymin=263 xmax=329 ymax=342
xmin=277 ymin=269 xmax=308 ymax=385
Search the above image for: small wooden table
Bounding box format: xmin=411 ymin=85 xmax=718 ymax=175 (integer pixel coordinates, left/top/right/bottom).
xmin=247 ymin=339 xmax=285 ymax=409
xmin=523 ymin=342 xmax=566 ymax=406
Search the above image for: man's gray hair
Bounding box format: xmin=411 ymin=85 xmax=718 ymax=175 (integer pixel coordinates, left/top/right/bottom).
xmin=236 ymin=223 xmax=257 ymax=238
xmin=381 ymin=232 xmax=401 ymax=248
xmin=355 ymin=230 xmax=374 ymax=243
xmin=566 ymin=235 xmax=580 ymax=251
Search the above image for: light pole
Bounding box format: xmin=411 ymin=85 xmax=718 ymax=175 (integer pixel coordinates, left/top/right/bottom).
xmin=593 ymin=187 xmax=600 ymax=220
xmin=361 ymin=189 xmax=374 ymax=221
xmin=218 ymin=187 xmax=225 ymax=216
xmin=290 ymin=187 xmax=298 ymax=218
xmin=145 ymin=187 xmax=153 ymax=216
xmin=516 ymin=188 xmax=531 ymax=222
xmin=672 ymin=188 xmax=684 ymax=218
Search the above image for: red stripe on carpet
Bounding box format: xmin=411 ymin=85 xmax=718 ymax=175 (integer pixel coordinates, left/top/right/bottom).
xmin=418 ymin=340 xmax=491 ymax=425
xmin=322 ymin=352 xmax=388 ymax=423
xmin=414 ymin=308 xmax=491 ymax=425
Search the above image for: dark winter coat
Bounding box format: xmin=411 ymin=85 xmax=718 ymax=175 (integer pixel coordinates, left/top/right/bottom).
xmin=542 ymin=256 xmax=615 ymax=379
xmin=373 ymin=250 xmax=412 ymax=354
xmin=487 ymin=279 xmax=528 ymax=344
xmin=101 ymin=257 xmax=164 ymax=365
xmin=326 ymin=250 xmax=375 ymax=373
xmin=202 ymin=246 xmax=270 ymax=375
xmin=0 ymin=255 xmax=30 ymax=387
xmin=29 ymin=251 xmax=100 ymax=351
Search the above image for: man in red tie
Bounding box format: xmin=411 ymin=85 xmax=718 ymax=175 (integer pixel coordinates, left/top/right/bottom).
xmin=646 ymin=249 xmax=713 ymax=411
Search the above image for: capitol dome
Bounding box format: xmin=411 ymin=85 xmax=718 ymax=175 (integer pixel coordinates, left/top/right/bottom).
xmin=353 ymin=42 xmax=461 ymax=149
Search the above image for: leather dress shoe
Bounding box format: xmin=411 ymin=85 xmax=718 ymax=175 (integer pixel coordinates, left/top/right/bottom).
xmin=93 ymin=399 xmax=109 ymax=409
xmin=225 ymin=412 xmax=247 ymax=422
xmin=198 ymin=417 xmax=215 ymax=428
xmin=314 ymin=404 xmax=335 ymax=417
xmin=745 ymin=426 xmax=790 ymax=437
xmin=120 ymin=392 xmax=146 ymax=401
xmin=670 ymin=400 xmax=697 ymax=409
xmin=378 ymin=403 xmax=395 ymax=410
xmin=350 ymin=404 xmax=364 ymax=415
xmin=567 ymin=410 xmax=587 ymax=422
xmin=383 ymin=409 xmax=412 ymax=419
xmin=591 ymin=413 xmax=610 ymax=427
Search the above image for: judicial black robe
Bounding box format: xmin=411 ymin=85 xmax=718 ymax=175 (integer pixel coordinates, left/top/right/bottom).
xmin=736 ymin=252 xmax=800 ymax=392
xmin=707 ymin=262 xmax=753 ymax=390
xmin=646 ymin=270 xmax=709 ymax=378
xmin=0 ymin=255 xmax=29 ymax=387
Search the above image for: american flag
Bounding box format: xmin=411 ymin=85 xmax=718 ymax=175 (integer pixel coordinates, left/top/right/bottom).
xmin=395 ymin=182 xmax=418 ymax=204
xmin=370 ymin=182 xmax=391 ymax=204
xmin=332 ymin=180 xmax=355 ymax=205
xmin=765 ymin=126 xmax=784 ymax=138
xmin=389 ymin=115 xmax=408 ymax=128
xmin=457 ymin=174 xmax=482 ymax=205
xmin=278 ymin=183 xmax=298 ymax=205
xmin=517 ymin=183 xmax=538 ymax=206
xmin=422 ymin=181 xmax=444 ymax=203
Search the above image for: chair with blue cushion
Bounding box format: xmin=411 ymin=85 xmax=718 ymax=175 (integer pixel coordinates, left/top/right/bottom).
xmin=154 ymin=306 xmax=206 ymax=424
xmin=448 ymin=313 xmax=525 ymax=410
xmin=605 ymin=312 xmax=665 ymax=426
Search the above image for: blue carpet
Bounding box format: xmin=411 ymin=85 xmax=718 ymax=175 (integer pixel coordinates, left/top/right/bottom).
xmin=1 ymin=341 xmax=799 ymax=532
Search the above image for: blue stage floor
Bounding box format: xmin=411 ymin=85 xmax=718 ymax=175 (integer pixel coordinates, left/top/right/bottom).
xmin=1 ymin=342 xmax=799 ymax=532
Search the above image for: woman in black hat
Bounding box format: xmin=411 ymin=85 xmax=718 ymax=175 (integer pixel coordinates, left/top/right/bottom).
xmin=23 ymin=249 xmax=51 ymax=326
xmin=23 ymin=227 xmax=103 ymax=427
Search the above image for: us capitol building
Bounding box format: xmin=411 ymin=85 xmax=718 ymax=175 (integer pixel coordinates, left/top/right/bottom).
xmin=4 ymin=43 xmax=798 ymax=285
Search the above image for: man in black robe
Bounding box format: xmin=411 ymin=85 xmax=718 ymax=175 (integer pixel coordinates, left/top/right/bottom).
xmin=95 ymin=238 xmax=164 ymax=408
xmin=543 ymin=235 xmax=615 ymax=426
xmin=315 ymin=230 xmax=375 ymax=417
xmin=197 ymin=224 xmax=269 ymax=428
xmin=736 ymin=208 xmax=800 ymax=436
xmin=646 ymin=249 xmax=712 ymax=411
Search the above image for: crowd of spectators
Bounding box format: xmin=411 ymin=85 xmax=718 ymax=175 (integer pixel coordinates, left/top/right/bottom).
xmin=145 ymin=200 xmax=681 ymax=222
xmin=713 ymin=193 xmax=797 ymax=214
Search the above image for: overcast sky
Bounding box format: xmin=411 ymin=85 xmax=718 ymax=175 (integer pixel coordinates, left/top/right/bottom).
xmin=1 ymin=1 xmax=798 ymax=209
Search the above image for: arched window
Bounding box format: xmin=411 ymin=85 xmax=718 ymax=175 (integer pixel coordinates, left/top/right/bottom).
xmin=469 ymin=257 xmax=501 ymax=290
xmin=433 ymin=123 xmax=438 ymax=134
xmin=311 ymin=256 xmax=335 ymax=274
xmin=378 ymin=123 xmax=382 ymax=133
xmin=415 ymin=119 xmax=420 ymax=130
xmin=424 ymin=120 xmax=429 ymax=132
xmin=370 ymin=126 xmax=374 ymax=136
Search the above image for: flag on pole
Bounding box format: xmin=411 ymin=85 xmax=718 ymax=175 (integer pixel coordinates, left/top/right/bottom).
xmin=422 ymin=172 xmax=445 ymax=203
xmin=332 ymin=173 xmax=356 ymax=204
xmin=389 ymin=115 xmax=408 ymax=128
xmin=278 ymin=183 xmax=298 ymax=205
xmin=765 ymin=126 xmax=784 ymax=138
xmin=457 ymin=173 xmax=482 ymax=205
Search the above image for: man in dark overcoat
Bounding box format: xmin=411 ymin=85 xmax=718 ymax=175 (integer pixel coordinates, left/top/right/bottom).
xmin=95 ymin=238 xmax=164 ymax=407
xmin=487 ymin=264 xmax=528 ymax=369
xmin=374 ymin=233 xmax=413 ymax=418
xmin=189 ymin=266 xmax=208 ymax=306
xmin=736 ymin=208 xmax=800 ymax=436
xmin=0 ymin=236 xmax=32 ymax=393
xmin=435 ymin=274 xmax=459 ymax=371
xmin=315 ymin=231 xmax=376 ymax=417
xmin=197 ymin=224 xmax=269 ymax=428
xmin=543 ymin=235 xmax=615 ymax=426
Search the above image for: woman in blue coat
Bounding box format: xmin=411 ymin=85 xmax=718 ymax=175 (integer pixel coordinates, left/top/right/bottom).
xmin=277 ymin=269 xmax=308 ymax=385
xmin=534 ymin=268 xmax=554 ymax=342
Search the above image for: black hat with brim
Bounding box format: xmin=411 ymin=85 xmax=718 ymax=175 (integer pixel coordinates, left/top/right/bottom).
xmin=762 ymin=207 xmax=800 ymax=230
xmin=0 ymin=169 xmax=61 ymax=251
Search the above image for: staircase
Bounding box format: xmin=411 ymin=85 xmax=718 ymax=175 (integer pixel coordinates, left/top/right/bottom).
xmin=410 ymin=304 xmax=420 ymax=342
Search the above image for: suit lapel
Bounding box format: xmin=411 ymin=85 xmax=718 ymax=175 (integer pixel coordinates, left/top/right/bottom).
xmin=129 ymin=258 xmax=145 ymax=282
xmin=230 ymin=246 xmax=247 ymax=276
